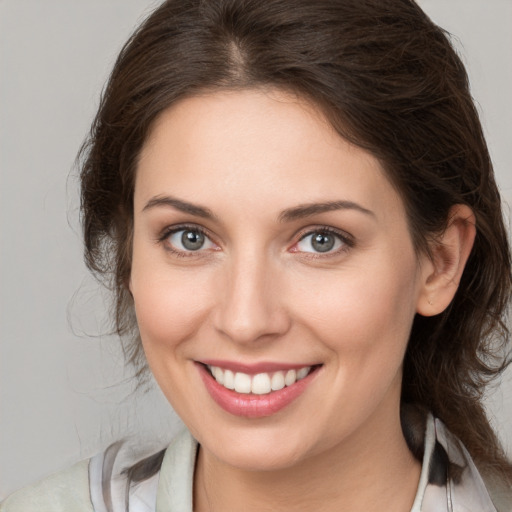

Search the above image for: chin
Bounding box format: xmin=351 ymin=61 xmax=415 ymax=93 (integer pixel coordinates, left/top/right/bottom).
xmin=216 ymin=445 xmax=308 ymax=472
xmin=197 ymin=423 xmax=319 ymax=472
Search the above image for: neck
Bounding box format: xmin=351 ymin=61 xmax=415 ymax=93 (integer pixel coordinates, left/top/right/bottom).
xmin=193 ymin=405 xmax=421 ymax=512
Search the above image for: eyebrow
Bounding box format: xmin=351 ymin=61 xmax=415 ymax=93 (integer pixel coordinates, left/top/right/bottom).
xmin=278 ymin=200 xmax=375 ymax=222
xmin=142 ymin=196 xmax=216 ymax=219
xmin=142 ymin=195 xmax=374 ymax=222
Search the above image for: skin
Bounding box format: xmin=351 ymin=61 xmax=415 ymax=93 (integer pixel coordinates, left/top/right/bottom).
xmin=129 ymin=89 xmax=475 ymax=511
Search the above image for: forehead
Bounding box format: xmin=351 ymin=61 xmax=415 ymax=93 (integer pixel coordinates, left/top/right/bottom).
xmin=135 ymin=89 xmax=404 ymax=222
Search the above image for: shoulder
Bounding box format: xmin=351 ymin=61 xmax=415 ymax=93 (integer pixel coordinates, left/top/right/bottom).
xmin=413 ymin=413 xmax=512 ymax=512
xmin=0 ymin=459 xmax=92 ymax=512
xmin=482 ymin=474 xmax=512 ymax=512
xmin=0 ymin=430 xmax=198 ymax=512
xmin=87 ymin=429 xmax=197 ymax=512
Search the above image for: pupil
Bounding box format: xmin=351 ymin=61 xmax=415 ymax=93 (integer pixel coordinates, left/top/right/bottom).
xmin=182 ymin=230 xmax=204 ymax=250
xmin=312 ymin=233 xmax=334 ymax=253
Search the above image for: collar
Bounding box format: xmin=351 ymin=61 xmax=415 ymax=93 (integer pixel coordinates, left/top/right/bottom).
xmin=91 ymin=414 xmax=499 ymax=511
xmin=412 ymin=414 xmax=497 ymax=511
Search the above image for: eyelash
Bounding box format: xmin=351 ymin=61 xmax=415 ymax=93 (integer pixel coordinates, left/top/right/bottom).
xmin=156 ymin=224 xmax=355 ymax=258
xmin=293 ymin=227 xmax=355 ymax=258
xmin=157 ymin=224 xmax=215 ymax=258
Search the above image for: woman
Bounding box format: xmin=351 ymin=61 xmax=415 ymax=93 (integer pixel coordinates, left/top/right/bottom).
xmin=2 ymin=0 xmax=511 ymax=510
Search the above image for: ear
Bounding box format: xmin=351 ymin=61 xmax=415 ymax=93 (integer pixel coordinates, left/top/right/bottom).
xmin=416 ymin=204 xmax=476 ymax=317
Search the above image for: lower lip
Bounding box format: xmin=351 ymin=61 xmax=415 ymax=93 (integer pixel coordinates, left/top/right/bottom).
xmin=197 ymin=364 xmax=319 ymax=418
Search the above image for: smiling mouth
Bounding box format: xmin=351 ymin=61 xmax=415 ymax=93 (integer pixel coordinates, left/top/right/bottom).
xmin=197 ymin=363 xmax=321 ymax=418
xmin=205 ymin=364 xmax=316 ymax=395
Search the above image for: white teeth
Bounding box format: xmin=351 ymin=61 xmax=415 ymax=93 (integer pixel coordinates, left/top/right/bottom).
xmin=208 ymin=365 xmax=312 ymax=395
xmin=234 ymin=372 xmax=252 ymax=393
xmin=212 ymin=366 xmax=224 ymax=385
xmin=284 ymin=369 xmax=297 ymax=386
xmin=271 ymin=371 xmax=285 ymax=391
xmin=251 ymin=373 xmax=271 ymax=395
xmin=297 ymin=367 xmax=309 ymax=380
xmin=223 ymin=369 xmax=235 ymax=390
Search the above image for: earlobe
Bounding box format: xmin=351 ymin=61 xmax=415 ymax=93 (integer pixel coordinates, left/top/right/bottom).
xmin=416 ymin=204 xmax=476 ymax=317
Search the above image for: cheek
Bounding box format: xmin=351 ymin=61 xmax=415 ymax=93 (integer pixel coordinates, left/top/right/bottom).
xmin=289 ymin=258 xmax=420 ymax=433
xmin=292 ymin=256 xmax=420 ymax=360
xmin=130 ymin=259 xmax=213 ymax=356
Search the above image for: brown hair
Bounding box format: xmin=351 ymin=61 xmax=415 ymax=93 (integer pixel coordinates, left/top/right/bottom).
xmin=79 ymin=0 xmax=512 ymax=478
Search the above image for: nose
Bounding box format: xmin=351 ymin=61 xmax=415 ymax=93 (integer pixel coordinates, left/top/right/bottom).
xmin=212 ymin=253 xmax=291 ymax=345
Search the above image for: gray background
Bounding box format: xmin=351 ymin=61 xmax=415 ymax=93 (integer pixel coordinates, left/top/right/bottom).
xmin=1 ymin=0 xmax=511 ymax=498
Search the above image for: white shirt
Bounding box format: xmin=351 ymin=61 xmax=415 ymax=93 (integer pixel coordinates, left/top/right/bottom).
xmin=2 ymin=414 xmax=509 ymax=511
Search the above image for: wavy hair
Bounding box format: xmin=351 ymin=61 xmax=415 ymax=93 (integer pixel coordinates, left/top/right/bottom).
xmin=79 ymin=0 xmax=512 ymax=479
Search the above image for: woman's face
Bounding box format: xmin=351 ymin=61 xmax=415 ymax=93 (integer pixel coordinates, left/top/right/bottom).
xmin=130 ymin=89 xmax=431 ymax=470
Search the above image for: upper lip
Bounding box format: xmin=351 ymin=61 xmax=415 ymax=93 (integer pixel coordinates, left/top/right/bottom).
xmin=198 ymin=359 xmax=320 ymax=375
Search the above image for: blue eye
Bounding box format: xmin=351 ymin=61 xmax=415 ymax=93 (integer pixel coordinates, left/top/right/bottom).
xmin=296 ymin=230 xmax=346 ymax=254
xmin=166 ymin=228 xmax=215 ymax=252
